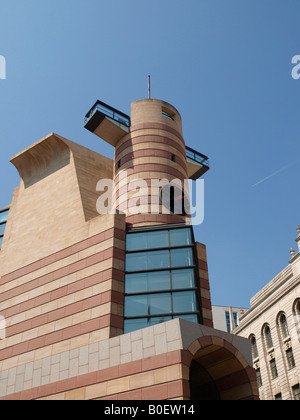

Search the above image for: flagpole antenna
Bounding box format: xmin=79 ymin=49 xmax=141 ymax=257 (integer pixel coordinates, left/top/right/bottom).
xmin=148 ymin=75 xmax=151 ymax=99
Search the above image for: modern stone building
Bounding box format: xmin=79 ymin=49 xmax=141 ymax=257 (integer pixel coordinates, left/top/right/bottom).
xmin=234 ymin=227 xmax=300 ymax=400
xmin=0 ymin=98 xmax=259 ymax=400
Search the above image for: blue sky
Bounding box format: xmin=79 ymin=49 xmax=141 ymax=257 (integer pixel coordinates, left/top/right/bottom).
xmin=0 ymin=0 xmax=300 ymax=308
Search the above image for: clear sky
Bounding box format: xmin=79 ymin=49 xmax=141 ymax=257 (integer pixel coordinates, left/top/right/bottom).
xmin=0 ymin=0 xmax=300 ymax=308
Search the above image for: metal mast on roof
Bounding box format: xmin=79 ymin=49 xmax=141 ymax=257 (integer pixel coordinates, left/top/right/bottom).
xmin=148 ymin=75 xmax=151 ymax=99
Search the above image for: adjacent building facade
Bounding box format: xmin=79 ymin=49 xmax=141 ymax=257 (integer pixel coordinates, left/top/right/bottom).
xmin=212 ymin=306 xmax=248 ymax=333
xmin=0 ymin=98 xmax=259 ymax=400
xmin=234 ymin=227 xmax=300 ymax=400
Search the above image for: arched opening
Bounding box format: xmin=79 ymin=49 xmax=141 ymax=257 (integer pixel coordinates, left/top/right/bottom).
xmin=189 ymin=360 xmax=220 ymax=400
xmin=188 ymin=336 xmax=259 ymax=400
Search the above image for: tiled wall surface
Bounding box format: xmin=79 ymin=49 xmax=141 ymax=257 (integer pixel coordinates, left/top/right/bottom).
xmin=0 ymin=319 xmax=256 ymax=400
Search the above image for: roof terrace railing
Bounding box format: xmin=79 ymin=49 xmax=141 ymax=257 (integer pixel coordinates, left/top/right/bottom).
xmin=85 ymin=100 xmax=131 ymax=128
xmin=186 ymin=146 xmax=209 ymax=168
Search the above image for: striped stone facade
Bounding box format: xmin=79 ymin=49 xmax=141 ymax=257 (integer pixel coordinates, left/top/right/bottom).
xmin=0 ymin=319 xmax=257 ymax=400
xmin=0 ymin=98 xmax=259 ymax=400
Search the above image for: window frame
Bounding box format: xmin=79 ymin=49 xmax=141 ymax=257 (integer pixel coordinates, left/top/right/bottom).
xmin=270 ymin=358 xmax=278 ymax=380
xmin=292 ymin=384 xmax=300 ymax=400
xmin=0 ymin=208 xmax=9 ymax=249
xmin=124 ymin=224 xmax=203 ymax=333
xmin=286 ymin=347 xmax=296 ymax=370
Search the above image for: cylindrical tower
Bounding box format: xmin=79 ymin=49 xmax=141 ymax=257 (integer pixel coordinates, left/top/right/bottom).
xmin=113 ymin=99 xmax=190 ymax=227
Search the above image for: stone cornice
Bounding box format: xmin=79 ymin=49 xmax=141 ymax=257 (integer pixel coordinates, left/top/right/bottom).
xmin=234 ymin=272 xmax=300 ymax=334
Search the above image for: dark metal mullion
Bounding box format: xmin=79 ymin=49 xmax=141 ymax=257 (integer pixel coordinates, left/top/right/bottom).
xmin=125 ymin=287 xmax=198 ymax=297
xmin=125 ymin=264 xmax=196 ymax=275
xmin=167 ymin=232 xmax=174 ymax=314
xmin=124 ymin=311 xmax=201 ymax=320
xmin=126 ymin=244 xmax=193 ymax=254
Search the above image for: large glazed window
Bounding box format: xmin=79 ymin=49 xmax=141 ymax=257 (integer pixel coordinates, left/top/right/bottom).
xmin=0 ymin=208 xmax=9 ymax=249
xmin=124 ymin=226 xmax=201 ymax=333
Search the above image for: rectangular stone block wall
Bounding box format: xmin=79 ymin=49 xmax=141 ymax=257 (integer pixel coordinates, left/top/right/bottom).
xmin=0 ymin=214 xmax=126 ymax=397
xmin=195 ymin=242 xmax=213 ymax=328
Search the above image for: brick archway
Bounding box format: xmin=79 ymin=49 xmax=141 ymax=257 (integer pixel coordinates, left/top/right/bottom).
xmin=187 ymin=336 xmax=259 ymax=400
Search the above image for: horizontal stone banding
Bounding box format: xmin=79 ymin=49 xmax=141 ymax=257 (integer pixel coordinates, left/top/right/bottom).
xmin=4 ymin=290 xmax=123 ymax=339
xmin=130 ymin=123 xmax=185 ymax=145
xmin=1 ymin=350 xmax=190 ymax=400
xmin=0 ymin=314 xmax=123 ymax=362
xmin=115 ymin=141 xmax=185 ymax=163
xmin=115 ymin=134 xmax=186 ymax=160
xmin=0 ymin=247 xmax=125 ymax=305
xmin=126 ymin=214 xmax=186 ymax=226
xmin=114 ymin=149 xmax=187 ymax=174
xmin=114 ymin=164 xmax=187 ymax=188
xmin=0 ymin=227 xmax=125 ymax=285
xmin=1 ymin=268 xmax=123 ymax=321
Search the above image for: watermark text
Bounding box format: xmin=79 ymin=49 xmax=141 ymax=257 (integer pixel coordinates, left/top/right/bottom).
xmin=0 ymin=55 xmax=6 ymax=80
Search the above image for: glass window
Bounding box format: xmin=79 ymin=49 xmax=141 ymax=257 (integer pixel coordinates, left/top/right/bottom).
xmin=279 ymin=314 xmax=289 ymax=338
xmin=171 ymin=269 xmax=195 ymax=289
xmin=178 ymin=314 xmax=198 ymax=324
xmin=292 ymin=384 xmax=300 ymax=400
xmin=170 ymin=228 xmax=192 ymax=247
xmin=125 ymin=271 xmax=170 ymax=294
xmin=124 ymin=318 xmax=149 ymax=334
xmin=0 ymin=236 xmax=3 ymax=249
xmin=286 ymin=348 xmax=296 ymax=370
xmin=124 ymin=227 xmax=200 ymax=334
xmin=148 ymin=293 xmax=172 ymax=315
xmin=170 ymin=248 xmax=194 ymax=267
xmin=0 ymin=210 xmax=8 ymax=224
xmin=250 ymin=336 xmax=259 ymax=359
xmin=0 ymin=224 xmax=5 ymax=236
xmin=125 ymin=272 xmax=148 ymax=294
xmin=146 ymin=230 xmax=169 ymax=249
xmin=264 ymin=325 xmax=273 ymax=349
xmin=124 ymin=295 xmax=148 ymax=317
xmin=256 ymin=369 xmax=263 ymax=388
xmin=225 ymin=311 xmax=231 ymax=332
xmin=124 ymin=293 xmax=172 ymax=318
xmin=126 ymin=232 xmax=148 ymax=251
xmin=149 ymin=316 xmax=172 ymax=326
xmin=126 ymin=250 xmax=170 ymax=271
xmin=124 ymin=316 xmax=173 ymax=333
xmin=126 ymin=230 xmax=168 ymax=251
xmin=270 ymin=359 xmax=278 ymax=379
xmin=173 ymin=291 xmax=197 ymax=313
xmin=233 ymin=313 xmax=238 ymax=328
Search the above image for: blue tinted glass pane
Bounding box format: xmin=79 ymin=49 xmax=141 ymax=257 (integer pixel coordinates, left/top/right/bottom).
xmin=146 ymin=230 xmax=169 ymax=249
xmin=126 ymin=230 xmax=169 ymax=251
xmin=149 ymin=316 xmax=172 ymax=326
xmin=147 ymin=250 xmax=169 ymax=269
xmin=177 ymin=314 xmax=198 ymax=324
xmin=124 ymin=318 xmax=149 ymax=334
xmin=125 ymin=273 xmax=148 ymax=294
xmin=126 ymin=252 xmax=148 ymax=271
xmin=124 ymin=295 xmax=148 ymax=317
xmin=148 ymin=293 xmax=172 ymax=315
xmin=0 ymin=236 xmax=3 ymax=249
xmin=126 ymin=250 xmax=170 ymax=272
xmin=0 ymin=210 xmax=9 ymax=224
xmin=147 ymin=271 xmax=170 ymax=292
xmin=126 ymin=232 xmax=147 ymax=251
xmin=170 ymin=248 xmax=193 ymax=267
xmin=171 ymin=269 xmax=195 ymax=289
xmin=172 ymin=291 xmax=197 ymax=313
xmin=125 ymin=271 xmax=170 ymax=294
xmin=170 ymin=228 xmax=192 ymax=247
xmin=0 ymin=224 xmax=5 ymax=236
